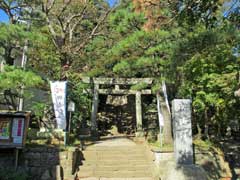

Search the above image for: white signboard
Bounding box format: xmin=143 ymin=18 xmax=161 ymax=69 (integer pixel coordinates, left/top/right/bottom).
xmin=68 ymin=101 xmax=75 ymax=112
xmin=12 ymin=118 xmax=24 ymax=144
xmin=50 ymin=81 xmax=67 ymax=129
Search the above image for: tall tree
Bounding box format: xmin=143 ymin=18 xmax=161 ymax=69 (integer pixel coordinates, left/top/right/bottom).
xmin=40 ymin=0 xmax=113 ymax=79
xmin=170 ymin=11 xmax=240 ymax=138
xmin=0 ymin=1 xmax=43 ymax=110
xmin=81 ymin=0 xmax=176 ymax=143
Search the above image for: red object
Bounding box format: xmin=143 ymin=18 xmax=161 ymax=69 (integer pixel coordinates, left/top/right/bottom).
xmin=17 ymin=119 xmax=22 ymax=136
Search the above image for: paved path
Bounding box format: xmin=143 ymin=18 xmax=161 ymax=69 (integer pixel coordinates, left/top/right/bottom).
xmin=92 ymin=136 xmax=137 ymax=147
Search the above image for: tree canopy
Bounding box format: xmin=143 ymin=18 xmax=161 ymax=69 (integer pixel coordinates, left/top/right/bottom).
xmin=0 ymin=0 xmax=239 ymax=139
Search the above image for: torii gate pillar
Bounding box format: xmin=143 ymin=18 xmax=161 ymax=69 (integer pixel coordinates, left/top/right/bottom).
xmin=136 ymin=91 xmax=144 ymax=137
xmin=90 ymin=84 xmax=99 ymax=136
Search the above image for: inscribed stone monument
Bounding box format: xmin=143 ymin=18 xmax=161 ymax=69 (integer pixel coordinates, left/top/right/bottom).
xmin=172 ymin=99 xmax=193 ymax=165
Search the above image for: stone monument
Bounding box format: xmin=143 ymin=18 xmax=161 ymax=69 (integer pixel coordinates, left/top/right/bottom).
xmin=172 ymin=99 xmax=193 ymax=165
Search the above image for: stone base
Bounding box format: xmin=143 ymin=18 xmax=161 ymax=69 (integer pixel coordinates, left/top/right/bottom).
xmin=160 ymin=162 xmax=208 ymax=180
xmin=154 ymin=151 xmax=174 ymax=165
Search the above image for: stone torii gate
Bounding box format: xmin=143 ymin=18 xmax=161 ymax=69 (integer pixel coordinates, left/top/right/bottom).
xmin=82 ymin=77 xmax=153 ymax=136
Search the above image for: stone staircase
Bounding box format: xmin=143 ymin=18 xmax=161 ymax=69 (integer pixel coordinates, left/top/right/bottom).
xmin=77 ymin=137 xmax=154 ymax=179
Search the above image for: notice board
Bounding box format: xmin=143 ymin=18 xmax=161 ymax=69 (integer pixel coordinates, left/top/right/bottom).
xmin=0 ymin=111 xmax=30 ymax=148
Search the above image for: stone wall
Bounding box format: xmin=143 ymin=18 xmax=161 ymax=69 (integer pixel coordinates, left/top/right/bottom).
xmin=0 ymin=147 xmax=81 ymax=180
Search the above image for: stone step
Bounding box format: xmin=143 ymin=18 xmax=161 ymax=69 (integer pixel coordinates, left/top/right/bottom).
xmin=85 ymin=147 xmax=146 ymax=152
xmin=82 ymin=151 xmax=146 ymax=156
xmin=77 ymin=170 xmax=153 ymax=178
xmin=82 ymin=155 xmax=148 ymax=160
xmin=81 ymin=153 xmax=149 ymax=157
xmin=79 ymin=178 xmax=153 ymax=180
xmin=83 ymin=150 xmax=147 ymax=154
xmin=79 ymin=165 xmax=153 ymax=171
xmin=94 ymin=171 xmax=153 ymax=178
xmin=78 ymin=140 xmax=154 ymax=179
xmin=81 ymin=160 xmax=152 ymax=166
xmin=83 ymin=149 xmax=147 ymax=153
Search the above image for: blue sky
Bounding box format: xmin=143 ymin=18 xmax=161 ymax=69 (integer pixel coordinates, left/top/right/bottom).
xmin=0 ymin=10 xmax=8 ymax=22
xmin=108 ymin=0 xmax=118 ymax=7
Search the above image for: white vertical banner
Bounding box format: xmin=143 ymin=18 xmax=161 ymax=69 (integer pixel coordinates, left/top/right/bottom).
xmin=50 ymin=81 xmax=67 ymax=129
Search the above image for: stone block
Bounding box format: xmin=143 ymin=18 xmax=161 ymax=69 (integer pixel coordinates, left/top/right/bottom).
xmin=49 ymin=153 xmax=59 ymax=164
xmin=172 ymin=99 xmax=193 ymax=165
xmin=28 ymin=159 xmax=41 ymax=167
xmin=154 ymin=152 xmax=174 ymax=165
xmin=29 ymin=167 xmax=42 ymax=176
xmin=25 ymin=152 xmax=41 ymax=160
xmin=164 ymin=163 xmax=208 ymax=180
xmin=40 ymin=153 xmax=49 ymax=166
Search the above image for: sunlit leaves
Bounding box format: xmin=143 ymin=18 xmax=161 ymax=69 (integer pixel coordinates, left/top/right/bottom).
xmin=0 ymin=65 xmax=43 ymax=90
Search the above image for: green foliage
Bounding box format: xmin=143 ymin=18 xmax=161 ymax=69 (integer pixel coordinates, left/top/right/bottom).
xmin=109 ymin=7 xmax=145 ymax=34
xmin=28 ymin=28 xmax=61 ymax=80
xmin=0 ymin=65 xmax=43 ymax=90
xmin=149 ymin=141 xmax=174 ymax=152
xmin=1 ymin=0 xmax=239 ymax=140
xmin=88 ymin=28 xmax=173 ymax=78
xmin=31 ymin=102 xmax=46 ymax=119
xmin=131 ymin=82 xmax=148 ymax=91
xmin=177 ymin=0 xmax=223 ymax=27
xmin=113 ymin=61 xmax=132 ymax=77
xmin=67 ymin=80 xmax=91 ymax=133
xmin=193 ymin=138 xmax=215 ymax=151
xmin=172 ymin=20 xmax=240 ymax=137
xmin=80 ymin=1 xmax=240 ymax=139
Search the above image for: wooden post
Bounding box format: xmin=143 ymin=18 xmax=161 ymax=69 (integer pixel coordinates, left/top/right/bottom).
xmin=14 ymin=148 xmax=19 ymax=170
xmin=91 ymin=84 xmax=99 ymax=135
xmin=136 ymin=91 xmax=143 ymax=136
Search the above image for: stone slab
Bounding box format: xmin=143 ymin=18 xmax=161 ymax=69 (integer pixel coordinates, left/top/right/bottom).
xmin=172 ymin=99 xmax=193 ymax=165
xmin=165 ymin=163 xmax=208 ymax=180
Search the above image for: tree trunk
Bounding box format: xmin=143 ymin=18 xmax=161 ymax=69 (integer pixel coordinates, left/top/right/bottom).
xmin=204 ymin=109 xmax=209 ymax=139
xmin=196 ymin=122 xmax=202 ymax=139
